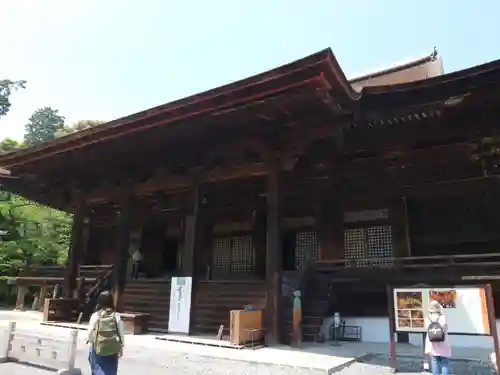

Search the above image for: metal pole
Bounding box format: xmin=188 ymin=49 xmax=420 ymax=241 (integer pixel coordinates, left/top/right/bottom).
xmin=485 ymin=284 xmax=500 ymax=374
xmin=386 ymin=285 xmax=397 ymax=373
xmin=422 ymin=333 xmax=430 ymax=372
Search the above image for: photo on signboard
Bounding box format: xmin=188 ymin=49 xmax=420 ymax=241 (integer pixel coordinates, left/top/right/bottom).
xmin=411 ymin=310 xmax=424 ymax=319
xmin=398 ymin=309 xmax=411 ymax=318
xmin=398 ymin=318 xmax=411 ymax=328
xmin=411 ymin=318 xmax=425 ymax=328
xmin=429 ymin=289 xmax=457 ymax=308
xmin=396 ymin=291 xmax=423 ymax=309
xmin=395 ymin=290 xmax=425 ymax=331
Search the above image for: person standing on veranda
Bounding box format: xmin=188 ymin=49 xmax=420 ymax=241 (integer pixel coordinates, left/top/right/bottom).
xmin=425 ymin=300 xmax=451 ymax=375
xmin=131 ymin=248 xmax=143 ymax=280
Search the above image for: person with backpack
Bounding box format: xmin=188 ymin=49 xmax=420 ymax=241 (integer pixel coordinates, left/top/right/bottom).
xmin=87 ymin=291 xmax=125 ymax=375
xmin=425 ymin=300 xmax=451 ymax=375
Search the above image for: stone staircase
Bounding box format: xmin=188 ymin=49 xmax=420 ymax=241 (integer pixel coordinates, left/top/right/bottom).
xmin=121 ymin=279 xmax=171 ymax=332
xmin=191 ymin=281 xmax=266 ymax=336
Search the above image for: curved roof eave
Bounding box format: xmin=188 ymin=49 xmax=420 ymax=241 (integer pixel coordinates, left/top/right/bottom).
xmin=361 ymin=57 xmax=500 ymax=96
xmin=358 ymin=57 xmax=500 ymax=114
xmin=0 ymin=48 xmax=356 ymax=169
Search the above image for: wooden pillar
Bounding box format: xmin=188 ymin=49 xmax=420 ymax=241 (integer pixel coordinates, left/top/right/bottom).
xmin=182 ymin=180 xmax=201 ymax=276
xmin=390 ymin=196 xmax=412 ymax=258
xmin=65 ymin=195 xmax=86 ymax=298
xmin=15 ymin=286 xmax=28 ymax=311
xmin=199 ymin=206 xmax=213 ymax=279
xmin=38 ymin=286 xmax=48 ymax=312
xmin=266 ymin=155 xmax=282 ymax=345
xmin=113 ymin=194 xmax=132 ymax=311
xmin=252 ymin=206 xmax=267 ymax=279
xmin=81 ymin=217 xmax=91 ymax=264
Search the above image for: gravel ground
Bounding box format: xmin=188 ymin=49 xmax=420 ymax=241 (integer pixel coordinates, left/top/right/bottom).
xmin=1 ymin=311 xmax=496 ymax=375
xmin=0 ymin=363 xmax=53 ymax=374
xmin=334 ymin=354 xmax=496 ymax=375
xmin=74 ymin=346 xmax=330 ymax=375
xmin=2 ymin=346 xmax=331 ymax=375
xmin=2 ymin=353 xmax=496 ymax=375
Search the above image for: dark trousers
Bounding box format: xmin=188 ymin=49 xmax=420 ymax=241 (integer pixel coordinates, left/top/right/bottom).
xmin=132 ymin=261 xmax=140 ymax=279
xmin=89 ymin=348 xmax=118 ymax=375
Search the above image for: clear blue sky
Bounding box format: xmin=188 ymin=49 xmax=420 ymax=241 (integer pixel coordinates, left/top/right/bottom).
xmin=1 ymin=0 xmax=499 ymax=141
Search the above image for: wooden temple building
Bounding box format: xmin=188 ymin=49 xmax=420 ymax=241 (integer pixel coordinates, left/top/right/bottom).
xmin=1 ymin=47 xmax=500 ymax=345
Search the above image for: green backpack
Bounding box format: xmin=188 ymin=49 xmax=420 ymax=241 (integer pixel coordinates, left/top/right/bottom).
xmin=92 ymin=311 xmax=122 ymax=356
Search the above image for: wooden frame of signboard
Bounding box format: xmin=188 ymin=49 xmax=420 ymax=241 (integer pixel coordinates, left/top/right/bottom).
xmin=386 ymin=284 xmax=500 ymax=374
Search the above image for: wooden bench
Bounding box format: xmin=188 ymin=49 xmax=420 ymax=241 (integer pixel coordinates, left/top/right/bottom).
xmin=120 ymin=312 xmax=150 ymax=335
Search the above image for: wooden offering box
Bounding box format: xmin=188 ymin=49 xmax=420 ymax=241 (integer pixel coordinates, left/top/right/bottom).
xmin=229 ymin=309 xmax=263 ymax=345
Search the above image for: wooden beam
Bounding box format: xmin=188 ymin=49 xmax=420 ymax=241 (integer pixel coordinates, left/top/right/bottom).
xmin=265 ymin=154 xmax=282 ymax=345
xmin=87 ymin=162 xmax=292 ymax=204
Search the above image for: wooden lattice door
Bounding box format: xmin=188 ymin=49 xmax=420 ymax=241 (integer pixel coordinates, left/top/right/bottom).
xmin=294 ymin=230 xmax=319 ymax=269
xmin=210 ymin=235 xmax=255 ymax=278
xmin=343 ymin=209 xmax=393 ymax=267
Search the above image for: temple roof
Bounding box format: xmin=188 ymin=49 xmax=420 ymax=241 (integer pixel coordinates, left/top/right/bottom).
xmin=0 ymin=48 xmax=355 ymax=169
xmin=0 ymin=47 xmax=499 ymax=171
xmin=358 ymin=56 xmax=500 ymax=118
xmin=349 ymin=48 xmax=443 ymax=92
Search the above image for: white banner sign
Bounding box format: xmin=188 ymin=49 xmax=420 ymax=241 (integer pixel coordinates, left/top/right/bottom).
xmin=393 ymin=287 xmax=490 ymax=335
xmin=168 ymin=276 xmax=193 ymax=334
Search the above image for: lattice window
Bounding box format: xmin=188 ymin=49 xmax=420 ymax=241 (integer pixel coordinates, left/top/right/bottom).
xmin=344 ymin=228 xmax=368 ymax=267
xmin=367 ymin=226 xmax=393 ymax=267
xmin=295 ymin=231 xmax=318 ymax=269
xmin=344 ymin=226 xmax=393 ymax=268
xmin=211 ymin=236 xmax=255 ymax=274
xmin=211 ymin=237 xmax=231 ymax=271
xmin=343 ymin=209 xmax=389 ymax=223
xmin=231 ymin=236 xmax=254 ymax=273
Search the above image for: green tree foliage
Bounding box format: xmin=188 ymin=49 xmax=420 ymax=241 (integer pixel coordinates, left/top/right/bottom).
xmin=0 ymin=105 xmax=73 ymax=276
xmin=0 ymin=195 xmax=71 ymax=275
xmin=24 ymin=106 xmax=65 ymax=146
xmin=0 ymin=138 xmax=22 ymax=153
xmin=0 ymin=80 xmax=26 ymax=119
xmin=55 ymin=119 xmax=105 ymax=138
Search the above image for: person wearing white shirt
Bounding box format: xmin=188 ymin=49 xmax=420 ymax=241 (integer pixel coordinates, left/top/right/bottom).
xmin=131 ymin=249 xmax=143 ymax=279
xmin=87 ymin=292 xmax=125 ymax=375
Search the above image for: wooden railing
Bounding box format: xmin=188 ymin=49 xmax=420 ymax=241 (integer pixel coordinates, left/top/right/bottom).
xmin=19 ymin=264 xmax=114 ymax=279
xmin=79 ymin=266 xmax=114 ymax=322
xmin=315 ymin=253 xmax=500 ymax=272
xmin=10 ymin=264 xmax=113 ymax=319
